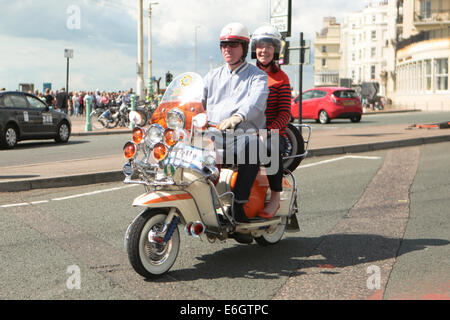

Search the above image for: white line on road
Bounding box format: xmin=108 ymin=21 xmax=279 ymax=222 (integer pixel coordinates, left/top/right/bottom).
xmin=0 ymin=155 xmax=380 ymax=208
xmin=299 ymin=155 xmax=380 ymax=169
xmin=0 ymin=185 xmax=138 ymax=208
xmin=51 ymin=185 xmax=136 ymax=201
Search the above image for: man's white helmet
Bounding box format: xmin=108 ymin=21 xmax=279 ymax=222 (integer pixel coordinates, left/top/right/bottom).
xmin=219 ymin=22 xmax=250 ymax=63
xmin=250 ymin=25 xmax=282 ymax=60
xmin=220 ymin=22 xmax=250 ymax=43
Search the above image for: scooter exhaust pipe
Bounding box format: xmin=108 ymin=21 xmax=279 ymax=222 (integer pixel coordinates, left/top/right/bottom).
xmin=184 ymin=221 xmax=205 ymax=238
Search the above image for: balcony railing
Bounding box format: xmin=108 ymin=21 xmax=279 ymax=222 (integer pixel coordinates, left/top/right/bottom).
xmin=414 ymin=9 xmax=450 ymax=23
xmin=396 ymin=31 xmax=430 ymax=51
xmin=314 ymin=71 xmax=339 ymax=86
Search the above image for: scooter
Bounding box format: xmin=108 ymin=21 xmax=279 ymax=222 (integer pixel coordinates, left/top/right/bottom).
xmin=122 ymin=72 xmax=311 ymax=278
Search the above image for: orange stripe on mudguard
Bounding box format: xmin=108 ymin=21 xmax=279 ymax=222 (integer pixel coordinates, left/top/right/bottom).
xmin=143 ymin=193 xmax=192 ymax=205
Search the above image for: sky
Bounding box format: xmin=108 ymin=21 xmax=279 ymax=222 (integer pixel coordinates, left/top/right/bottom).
xmin=0 ymin=0 xmax=371 ymax=94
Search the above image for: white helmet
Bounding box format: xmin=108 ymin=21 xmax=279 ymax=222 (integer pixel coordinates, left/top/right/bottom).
xmin=220 ymin=22 xmax=250 ymax=43
xmin=250 ymin=25 xmax=282 ymax=60
xmin=219 ymin=22 xmax=250 ymax=63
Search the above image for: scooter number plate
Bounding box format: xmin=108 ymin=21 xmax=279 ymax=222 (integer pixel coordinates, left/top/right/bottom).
xmin=166 ymin=145 xmax=205 ymax=171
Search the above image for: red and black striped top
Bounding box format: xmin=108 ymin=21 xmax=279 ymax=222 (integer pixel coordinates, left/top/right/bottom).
xmin=265 ymin=68 xmax=292 ymax=137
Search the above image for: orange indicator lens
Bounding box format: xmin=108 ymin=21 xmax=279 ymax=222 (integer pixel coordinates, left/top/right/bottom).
xmin=123 ymin=142 xmax=137 ymax=159
xmin=153 ymin=143 xmax=167 ymax=161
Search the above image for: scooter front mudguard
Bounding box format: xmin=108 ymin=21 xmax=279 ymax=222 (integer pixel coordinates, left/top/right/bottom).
xmin=132 ymin=190 xmax=219 ymax=228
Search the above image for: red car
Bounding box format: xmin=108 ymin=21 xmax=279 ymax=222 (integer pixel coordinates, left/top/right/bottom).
xmin=291 ymin=87 xmax=362 ymax=124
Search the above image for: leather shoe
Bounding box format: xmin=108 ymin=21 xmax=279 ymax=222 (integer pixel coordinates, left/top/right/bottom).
xmin=233 ymin=203 xmax=250 ymax=223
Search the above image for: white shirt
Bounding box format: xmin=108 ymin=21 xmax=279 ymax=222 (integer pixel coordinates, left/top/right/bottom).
xmin=202 ymin=61 xmax=269 ymax=130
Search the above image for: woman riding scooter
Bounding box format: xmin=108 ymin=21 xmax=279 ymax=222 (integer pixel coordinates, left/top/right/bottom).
xmin=251 ymin=25 xmax=292 ymax=219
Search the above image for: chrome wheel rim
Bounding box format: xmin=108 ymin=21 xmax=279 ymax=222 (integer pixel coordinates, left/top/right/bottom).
xmin=319 ymin=111 xmax=328 ymax=123
xmin=5 ymin=128 xmax=17 ymax=146
xmin=59 ymin=124 xmax=70 ymax=141
xmin=141 ymin=222 xmax=172 ymax=266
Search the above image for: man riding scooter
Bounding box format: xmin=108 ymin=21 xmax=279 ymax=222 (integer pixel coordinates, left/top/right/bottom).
xmin=202 ymin=22 xmax=270 ymax=223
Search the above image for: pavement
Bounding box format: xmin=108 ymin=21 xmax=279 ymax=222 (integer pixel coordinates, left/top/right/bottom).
xmin=1 ymin=109 xmax=450 ymax=192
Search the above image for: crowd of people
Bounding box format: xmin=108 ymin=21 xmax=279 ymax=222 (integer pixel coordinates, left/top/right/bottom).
xmin=28 ymin=88 xmax=137 ymax=117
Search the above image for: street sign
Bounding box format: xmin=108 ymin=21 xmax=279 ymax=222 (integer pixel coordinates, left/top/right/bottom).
xmin=270 ymin=0 xmax=291 ymax=37
xmin=64 ymin=49 xmax=73 ymax=59
xmin=287 ymin=40 xmax=311 ymax=65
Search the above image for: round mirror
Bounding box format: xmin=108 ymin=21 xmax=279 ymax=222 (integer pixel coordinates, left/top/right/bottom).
xmin=192 ymin=113 xmax=207 ymax=128
xmin=129 ymin=111 xmax=143 ymax=125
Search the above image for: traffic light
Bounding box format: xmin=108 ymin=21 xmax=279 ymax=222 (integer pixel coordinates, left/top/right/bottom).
xmin=165 ymin=71 xmax=173 ymax=87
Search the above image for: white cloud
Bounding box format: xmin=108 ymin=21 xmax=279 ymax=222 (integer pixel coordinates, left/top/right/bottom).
xmin=0 ymin=0 xmax=368 ymax=94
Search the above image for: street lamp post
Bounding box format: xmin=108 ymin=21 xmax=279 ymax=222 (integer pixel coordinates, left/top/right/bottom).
xmin=148 ymin=2 xmax=158 ymax=98
xmin=194 ymin=25 xmax=200 ymax=73
xmin=137 ymin=0 xmax=145 ymax=100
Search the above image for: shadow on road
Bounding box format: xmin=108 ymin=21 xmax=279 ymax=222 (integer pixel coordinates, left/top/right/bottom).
xmin=159 ymin=234 xmax=448 ymax=282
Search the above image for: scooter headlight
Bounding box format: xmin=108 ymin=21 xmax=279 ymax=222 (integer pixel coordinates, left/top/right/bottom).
xmin=166 ymin=108 xmax=185 ymax=129
xmin=147 ymin=124 xmax=164 ymax=145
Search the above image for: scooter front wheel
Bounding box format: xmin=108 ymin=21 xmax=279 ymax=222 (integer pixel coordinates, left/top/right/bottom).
xmin=127 ymin=209 xmax=180 ymax=278
xmin=254 ymin=217 xmax=287 ymax=246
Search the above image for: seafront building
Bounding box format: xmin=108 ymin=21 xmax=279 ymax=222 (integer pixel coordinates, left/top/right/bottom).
xmin=312 ymin=0 xmax=449 ymax=111
xmin=313 ymin=17 xmax=341 ymax=87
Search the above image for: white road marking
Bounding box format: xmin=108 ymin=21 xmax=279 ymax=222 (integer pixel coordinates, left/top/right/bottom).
xmin=0 ymin=155 xmax=380 ymax=208
xmin=299 ymin=155 xmax=380 ymax=169
xmin=1 ymin=202 xmax=30 ymax=208
xmin=0 ymin=185 xmax=138 ymax=208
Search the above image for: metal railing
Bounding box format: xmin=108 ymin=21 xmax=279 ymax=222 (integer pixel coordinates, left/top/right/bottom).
xmin=414 ymin=9 xmax=450 ymax=23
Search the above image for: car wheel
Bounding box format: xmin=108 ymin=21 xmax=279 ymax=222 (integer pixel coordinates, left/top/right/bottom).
xmin=55 ymin=121 xmax=70 ymax=143
xmin=1 ymin=124 xmax=18 ymax=149
xmin=350 ymin=115 xmax=361 ymax=123
xmin=319 ymin=110 xmax=330 ymax=124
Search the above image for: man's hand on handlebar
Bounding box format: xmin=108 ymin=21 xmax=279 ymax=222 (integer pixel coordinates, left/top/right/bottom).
xmin=217 ymin=114 xmax=243 ymax=130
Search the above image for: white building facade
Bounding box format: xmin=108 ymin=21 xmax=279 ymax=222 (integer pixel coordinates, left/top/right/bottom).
xmin=340 ymin=2 xmax=390 ymax=95
xmin=314 ymin=17 xmax=341 ymax=87
xmin=390 ymin=0 xmax=450 ymax=110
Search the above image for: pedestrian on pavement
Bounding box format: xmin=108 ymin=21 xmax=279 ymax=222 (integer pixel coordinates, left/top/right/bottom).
xmin=73 ymin=92 xmax=80 ymax=117
xmin=44 ymin=88 xmax=54 ymax=107
xmin=100 ymin=92 xmax=109 ymax=108
xmin=56 ymin=87 xmax=69 ymax=113
xmin=68 ymin=91 xmax=74 ymax=116
xmin=79 ymin=91 xmax=85 ymax=115
xmin=202 ymin=22 xmax=269 ymax=223
xmin=251 ymin=25 xmax=292 ymax=219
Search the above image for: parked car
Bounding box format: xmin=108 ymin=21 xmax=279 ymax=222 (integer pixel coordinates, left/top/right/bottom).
xmin=291 ymin=87 xmax=362 ymax=124
xmin=0 ymin=91 xmax=71 ymax=149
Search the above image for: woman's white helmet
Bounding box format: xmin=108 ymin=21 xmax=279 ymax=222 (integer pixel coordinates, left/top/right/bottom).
xmin=250 ymin=25 xmax=282 ymax=60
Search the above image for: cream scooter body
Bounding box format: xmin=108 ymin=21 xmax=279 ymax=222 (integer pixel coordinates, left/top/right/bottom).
xmin=122 ymin=72 xmax=311 ymax=279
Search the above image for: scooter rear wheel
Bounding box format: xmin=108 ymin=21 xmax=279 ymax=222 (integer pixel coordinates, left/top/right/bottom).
xmin=254 ymin=217 xmax=287 ymax=246
xmin=127 ymin=209 xmax=180 ymax=278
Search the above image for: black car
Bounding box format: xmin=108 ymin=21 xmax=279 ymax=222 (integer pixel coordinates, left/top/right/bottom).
xmin=0 ymin=91 xmax=71 ymax=149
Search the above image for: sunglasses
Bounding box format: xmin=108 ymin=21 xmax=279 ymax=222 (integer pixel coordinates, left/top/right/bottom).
xmin=220 ymin=42 xmax=241 ymax=49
